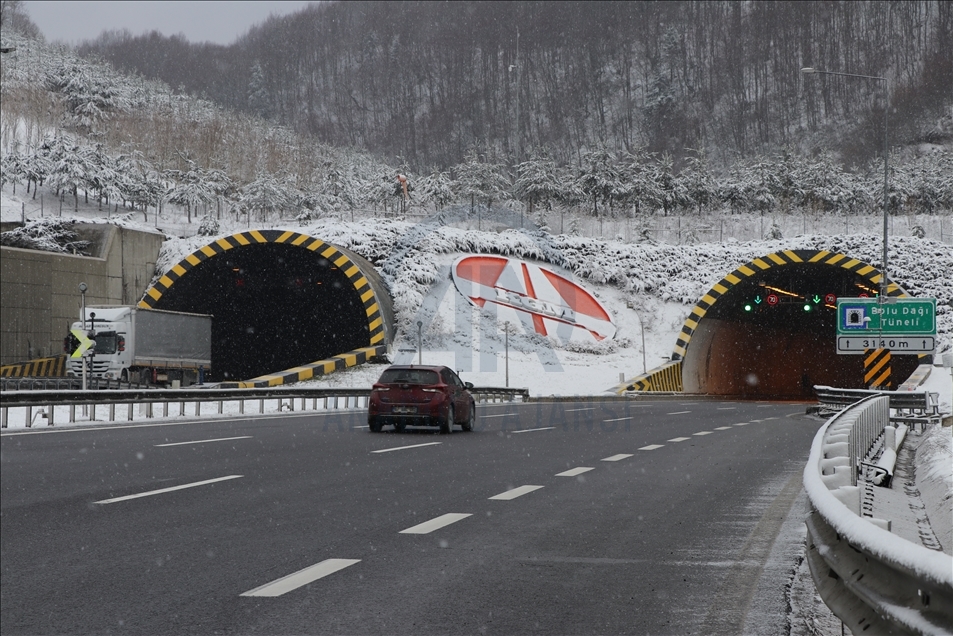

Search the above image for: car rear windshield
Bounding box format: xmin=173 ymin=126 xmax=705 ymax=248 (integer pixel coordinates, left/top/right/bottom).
xmin=378 ymin=369 xmax=440 ymax=385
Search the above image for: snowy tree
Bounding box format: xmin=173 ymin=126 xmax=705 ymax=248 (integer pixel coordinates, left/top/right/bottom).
xmin=452 ymin=150 xmax=510 ymax=212
xmin=45 ymin=137 xmax=97 ymax=212
xmin=234 ymin=173 xmax=297 ymax=222
xmin=649 ymin=153 xmax=690 ymax=216
xmin=0 ymin=149 xmax=25 ymax=195
xmin=617 ymin=149 xmax=662 ymax=216
xmin=514 ymin=157 xmax=560 ymax=218
xmin=415 ymin=171 xmax=454 ymax=212
xmin=575 ymin=147 xmax=626 ymax=217
xmin=164 ymin=160 xmax=215 ymax=223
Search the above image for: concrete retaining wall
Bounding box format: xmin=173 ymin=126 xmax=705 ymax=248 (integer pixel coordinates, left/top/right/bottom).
xmin=0 ymin=223 xmax=165 ymax=365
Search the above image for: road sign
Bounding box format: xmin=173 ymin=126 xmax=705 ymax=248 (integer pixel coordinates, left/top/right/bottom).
xmin=837 ymin=336 xmax=936 ymax=355
xmin=70 ymin=328 xmax=94 ymax=358
xmin=836 ymin=297 xmax=936 ymax=336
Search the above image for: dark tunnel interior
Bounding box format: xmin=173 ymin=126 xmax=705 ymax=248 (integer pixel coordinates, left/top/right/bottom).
xmin=154 ymin=244 xmax=370 ymax=381
xmin=681 ymin=263 xmax=919 ymax=398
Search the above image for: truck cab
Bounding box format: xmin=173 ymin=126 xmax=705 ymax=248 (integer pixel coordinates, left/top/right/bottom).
xmin=65 ymin=306 xmax=133 ymax=381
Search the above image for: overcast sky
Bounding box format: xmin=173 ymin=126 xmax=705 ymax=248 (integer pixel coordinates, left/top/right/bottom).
xmin=24 ymin=1 xmax=316 ymax=46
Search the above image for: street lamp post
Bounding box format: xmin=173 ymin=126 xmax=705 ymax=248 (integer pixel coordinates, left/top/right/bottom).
xmin=801 ymin=67 xmax=890 ymax=301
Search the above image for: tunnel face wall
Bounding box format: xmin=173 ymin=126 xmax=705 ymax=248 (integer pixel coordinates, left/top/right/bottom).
xmin=677 ymin=250 xmax=919 ymax=398
xmin=139 ymin=230 xmax=389 ymax=382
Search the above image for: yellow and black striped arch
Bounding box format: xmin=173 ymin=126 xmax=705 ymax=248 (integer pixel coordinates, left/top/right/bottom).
xmin=139 ymin=230 xmax=388 ymax=349
xmin=671 ymin=249 xmax=903 ymax=361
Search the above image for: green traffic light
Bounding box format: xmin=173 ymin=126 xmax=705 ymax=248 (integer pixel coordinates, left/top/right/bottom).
xmin=744 ymin=303 xmax=753 ymax=312
xmin=803 ymin=304 xmax=812 ymax=312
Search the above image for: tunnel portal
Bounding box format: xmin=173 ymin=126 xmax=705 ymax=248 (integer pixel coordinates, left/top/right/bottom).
xmin=140 ymin=231 xmax=391 ymax=382
xmin=678 ymin=251 xmax=919 ymax=398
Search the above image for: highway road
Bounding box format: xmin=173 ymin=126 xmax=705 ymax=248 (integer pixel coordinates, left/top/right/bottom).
xmin=1 ymin=399 xmax=820 ymax=635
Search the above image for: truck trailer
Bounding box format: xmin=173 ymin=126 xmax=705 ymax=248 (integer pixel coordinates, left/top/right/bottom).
xmin=65 ymin=306 xmax=212 ymax=386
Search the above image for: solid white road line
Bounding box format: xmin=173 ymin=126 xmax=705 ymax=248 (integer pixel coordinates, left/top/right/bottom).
xmin=601 ymin=454 xmax=633 ymax=462
xmin=667 ymin=411 xmax=691 ymax=415
xmin=693 ymin=431 xmax=713 ymax=436
xmin=556 ymin=467 xmax=594 ymax=477
xmin=668 ymin=437 xmax=691 ymax=442
xmin=714 ymin=426 xmax=733 ymax=431
xmin=372 ymin=442 xmax=442 ymax=454
xmin=489 ymin=485 xmax=544 ymax=500
xmin=512 ymin=426 xmax=555 ymax=434
xmin=94 ymin=475 xmax=243 ymax=504
xmin=155 ymin=436 xmax=251 ymax=447
xmin=400 ymin=513 xmax=472 ymax=534
xmin=240 ymin=559 xmax=360 ymax=597
xmin=638 ymin=444 xmax=665 ymax=451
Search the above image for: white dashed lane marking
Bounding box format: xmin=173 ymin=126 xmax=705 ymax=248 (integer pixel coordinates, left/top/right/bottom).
xmin=667 ymin=411 xmax=691 ymax=415
xmin=602 ymin=454 xmax=633 ymax=462
xmin=638 ymin=444 xmax=664 ymax=451
xmin=714 ymin=426 xmax=733 ymax=431
xmin=734 ymin=423 xmax=749 ymax=426
xmin=512 ymin=427 xmax=555 ymax=434
xmin=94 ymin=475 xmax=243 ymax=504
xmin=693 ymin=431 xmax=713 ymax=436
xmin=556 ymin=467 xmax=594 ymax=477
xmin=668 ymin=437 xmax=691 ymax=442
xmin=564 ymin=407 xmax=596 ymax=412
xmin=399 ymin=513 xmax=472 ymax=534
xmin=372 ymin=442 xmax=442 ymax=454
xmin=155 ymin=436 xmax=251 ymax=447
xmin=603 ymin=417 xmax=634 ymax=423
xmin=489 ymin=485 xmax=544 ymax=500
xmin=481 ymin=413 xmax=517 ymax=418
xmin=240 ymin=559 xmax=360 ymax=597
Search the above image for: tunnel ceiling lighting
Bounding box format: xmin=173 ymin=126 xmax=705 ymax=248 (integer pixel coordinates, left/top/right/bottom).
xmin=761 ymin=284 xmax=801 ymax=299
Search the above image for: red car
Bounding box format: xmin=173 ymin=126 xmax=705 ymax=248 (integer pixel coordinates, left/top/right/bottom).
xmin=368 ymin=365 xmax=476 ymax=433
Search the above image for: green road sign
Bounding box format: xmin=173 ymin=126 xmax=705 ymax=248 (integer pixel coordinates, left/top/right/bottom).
xmin=837 ymin=297 xmax=936 ymax=336
xmin=70 ymin=328 xmax=94 ymax=358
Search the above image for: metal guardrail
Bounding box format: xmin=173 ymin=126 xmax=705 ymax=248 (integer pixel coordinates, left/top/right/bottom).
xmin=803 ymin=395 xmax=953 ymax=635
xmin=813 ymin=385 xmax=940 ymax=418
xmin=0 ymin=386 xmax=529 ymax=428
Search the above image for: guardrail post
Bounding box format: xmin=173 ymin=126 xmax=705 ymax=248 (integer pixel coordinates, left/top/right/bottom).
xmin=147 ymin=402 xmax=153 ymax=419
xmin=109 ymin=403 xmax=116 ymax=422
xmin=1 ymin=407 xmax=7 ymax=428
xmin=163 ymin=402 xmax=169 ymax=417
xmin=218 ymin=401 xmax=223 ymax=415
xmin=69 ymin=404 xmax=75 ymax=422
xmin=259 ymin=399 xmax=264 ymax=414
xmin=179 ymin=402 xmax=185 ymax=416
xmin=239 ymin=399 xmax=244 ymax=415
xmin=195 ymin=401 xmax=201 ymax=417
xmin=90 ymin=404 xmax=96 ymax=421
xmin=25 ymin=406 xmax=32 ymax=428
xmin=47 ymin=405 xmax=53 ymax=426
xmin=127 ymin=403 xmax=133 ymax=421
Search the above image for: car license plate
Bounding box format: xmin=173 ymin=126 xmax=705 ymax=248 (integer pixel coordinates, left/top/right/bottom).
xmin=393 ymin=406 xmax=417 ymax=414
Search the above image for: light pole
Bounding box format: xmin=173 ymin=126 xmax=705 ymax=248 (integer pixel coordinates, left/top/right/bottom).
xmin=504 ymin=321 xmax=510 ymax=388
xmin=801 ymin=67 xmax=890 ymax=301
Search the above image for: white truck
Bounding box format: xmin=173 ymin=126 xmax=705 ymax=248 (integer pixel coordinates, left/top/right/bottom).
xmin=65 ymin=306 xmax=212 ymax=386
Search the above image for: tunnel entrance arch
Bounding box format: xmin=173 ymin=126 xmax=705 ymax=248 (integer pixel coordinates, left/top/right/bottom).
xmin=139 ymin=230 xmax=393 ymax=383
xmin=676 ymin=249 xmax=919 ymax=398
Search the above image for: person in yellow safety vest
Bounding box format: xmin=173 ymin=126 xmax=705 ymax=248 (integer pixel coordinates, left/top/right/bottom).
xmin=396 ymin=173 xmax=409 ymax=200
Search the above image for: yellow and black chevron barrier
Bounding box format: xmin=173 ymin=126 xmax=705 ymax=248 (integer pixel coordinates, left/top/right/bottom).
xmin=219 ymin=345 xmax=387 ymax=389
xmin=0 ymin=355 xmax=68 ymax=378
xmin=612 ymin=360 xmax=683 ymax=394
xmin=865 ymin=348 xmax=892 ymax=389
xmin=139 ymin=230 xmax=388 ymax=348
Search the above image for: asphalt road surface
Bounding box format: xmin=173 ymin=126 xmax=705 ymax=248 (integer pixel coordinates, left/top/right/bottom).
xmin=1 ymin=398 xmax=820 ymax=635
